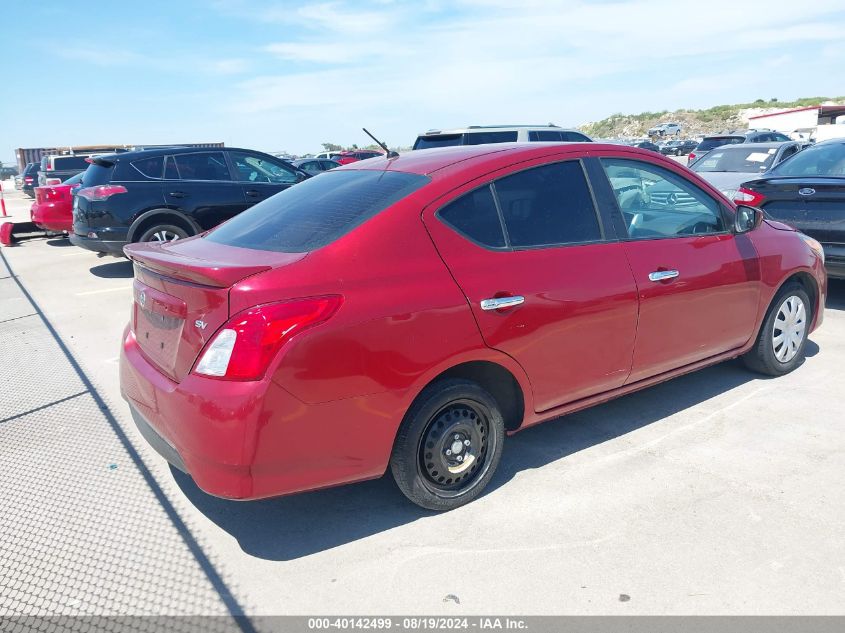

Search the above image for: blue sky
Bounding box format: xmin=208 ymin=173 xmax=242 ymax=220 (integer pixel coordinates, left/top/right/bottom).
xmin=3 ymin=0 xmax=845 ymax=162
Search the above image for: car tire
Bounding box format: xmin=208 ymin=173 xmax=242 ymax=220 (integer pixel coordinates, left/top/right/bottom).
xmin=137 ymin=223 xmax=190 ymax=244
xmin=742 ymin=283 xmax=812 ymax=376
xmin=390 ymin=378 xmax=505 ymax=511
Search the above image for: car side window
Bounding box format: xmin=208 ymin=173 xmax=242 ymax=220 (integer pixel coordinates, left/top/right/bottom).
xmin=529 ymin=131 xmax=562 ymax=141
xmin=600 ymin=158 xmax=726 ymax=239
xmin=494 ymin=161 xmax=602 ymax=248
xmin=164 ymin=156 xmax=179 ymax=179
xmin=438 ymin=185 xmax=506 ymax=248
xmin=230 ymin=151 xmax=298 ymax=184
xmin=778 ymin=145 xmax=798 ymax=163
xmin=131 ymin=156 xmax=164 ymax=179
xmin=173 ymin=152 xmax=231 ymax=181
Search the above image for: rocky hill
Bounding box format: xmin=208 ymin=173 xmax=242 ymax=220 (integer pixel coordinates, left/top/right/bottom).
xmin=579 ymin=96 xmax=845 ymax=139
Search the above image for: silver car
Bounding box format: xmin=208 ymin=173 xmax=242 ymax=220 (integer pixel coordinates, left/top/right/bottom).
xmin=690 ymin=141 xmax=804 ymax=199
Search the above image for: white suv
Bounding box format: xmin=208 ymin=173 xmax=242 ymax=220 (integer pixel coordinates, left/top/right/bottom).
xmin=413 ymin=125 xmax=592 ymax=150
xmin=648 ymin=122 xmax=682 ymax=137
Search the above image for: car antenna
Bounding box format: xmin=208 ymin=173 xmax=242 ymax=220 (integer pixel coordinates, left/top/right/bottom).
xmin=363 ymin=128 xmax=399 ymax=158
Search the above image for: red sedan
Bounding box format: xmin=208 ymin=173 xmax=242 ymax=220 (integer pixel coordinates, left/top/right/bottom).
xmin=120 ymin=143 xmax=826 ymax=510
xmin=334 ymin=149 xmax=385 ymax=165
xmin=30 ymin=172 xmax=84 ymax=232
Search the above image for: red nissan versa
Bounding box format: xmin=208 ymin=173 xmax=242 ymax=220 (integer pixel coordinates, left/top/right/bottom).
xmin=120 ymin=143 xmax=826 ymax=511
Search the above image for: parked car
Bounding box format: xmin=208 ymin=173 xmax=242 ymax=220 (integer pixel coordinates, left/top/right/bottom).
xmin=0 ymin=166 xmax=19 ymax=179
xmin=413 ymin=125 xmax=592 ymax=150
xmin=21 ymin=162 xmax=41 ymax=197
xmin=315 ymin=151 xmax=343 ymax=160
xmin=292 ymin=158 xmax=341 ymax=176
xmin=688 ymin=130 xmax=792 ymax=166
xmin=39 ymin=154 xmax=93 ymax=186
xmin=635 ymin=141 xmax=660 ymax=152
xmin=14 ymin=173 xmax=23 ymax=189
xmin=736 ymin=138 xmax=845 ymax=278
xmin=691 ymin=142 xmax=803 ymax=199
xmin=119 ymin=142 xmax=825 ymax=511
xmin=660 ymin=140 xmax=698 ymax=156
xmin=648 ymin=122 xmax=682 ymax=137
xmin=334 ymin=150 xmax=385 ymax=165
xmin=70 ymin=147 xmax=310 ymax=256
xmin=31 ymin=172 xmax=84 ymax=232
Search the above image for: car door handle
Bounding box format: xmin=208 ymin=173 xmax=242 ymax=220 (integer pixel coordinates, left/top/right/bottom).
xmin=168 ymin=191 xmax=187 ymax=198
xmin=648 ymin=270 xmax=680 ymax=282
xmin=245 ymin=189 xmax=260 ymax=197
xmin=480 ymin=296 xmax=525 ymax=311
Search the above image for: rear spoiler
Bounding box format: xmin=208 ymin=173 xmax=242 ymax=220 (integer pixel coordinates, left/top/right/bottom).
xmin=87 ymin=156 xmax=116 ymax=167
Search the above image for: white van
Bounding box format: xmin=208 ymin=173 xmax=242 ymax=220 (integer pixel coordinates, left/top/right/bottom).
xmin=412 ymin=125 xmax=592 ymax=150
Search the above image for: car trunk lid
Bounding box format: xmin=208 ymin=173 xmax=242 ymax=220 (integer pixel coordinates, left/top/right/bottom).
xmin=751 ymin=177 xmax=845 ymax=243
xmin=125 ymin=238 xmax=307 ymax=381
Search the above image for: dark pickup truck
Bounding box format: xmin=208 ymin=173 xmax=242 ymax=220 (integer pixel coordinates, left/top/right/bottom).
xmin=38 ymin=154 xmax=92 ymax=186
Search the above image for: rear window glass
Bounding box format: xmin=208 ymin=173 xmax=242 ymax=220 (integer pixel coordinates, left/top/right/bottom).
xmin=80 ymin=163 xmax=115 ymax=187
xmin=438 ymin=185 xmax=505 ymax=248
xmin=206 ymin=170 xmax=430 ymax=253
xmin=696 ymin=137 xmax=743 ymax=152
xmin=692 ymin=147 xmax=777 ymax=173
xmin=131 ymin=156 xmax=164 ymax=179
xmin=465 ymin=131 xmax=518 ymax=145
xmin=52 ymin=155 xmax=91 ymax=170
xmin=770 ymin=142 xmax=845 ymax=177
xmin=413 ymin=134 xmax=464 ymax=150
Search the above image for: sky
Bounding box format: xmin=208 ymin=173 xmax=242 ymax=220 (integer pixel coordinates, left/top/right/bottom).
xmin=3 ymin=0 xmax=845 ymax=162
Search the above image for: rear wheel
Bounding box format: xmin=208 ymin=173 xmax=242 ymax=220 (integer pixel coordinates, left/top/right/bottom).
xmin=742 ymin=283 xmax=811 ymax=376
xmin=138 ymin=223 xmax=190 ymax=244
xmin=390 ymin=379 xmax=504 ymax=511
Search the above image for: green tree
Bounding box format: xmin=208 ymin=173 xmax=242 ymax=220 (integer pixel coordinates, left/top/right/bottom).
xmin=321 ymin=142 xmax=342 ymax=151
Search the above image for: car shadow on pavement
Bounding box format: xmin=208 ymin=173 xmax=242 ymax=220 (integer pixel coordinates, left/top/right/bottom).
xmin=45 ymin=237 xmax=72 ymax=247
xmin=173 ymin=354 xmax=812 ymax=562
xmin=89 ymin=260 xmax=133 ymax=279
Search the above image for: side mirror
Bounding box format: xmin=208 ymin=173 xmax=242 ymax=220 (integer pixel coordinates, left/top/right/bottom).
xmin=734 ymin=205 xmax=763 ymax=233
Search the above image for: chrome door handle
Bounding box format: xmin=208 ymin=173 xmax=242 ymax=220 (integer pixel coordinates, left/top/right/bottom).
xmin=480 ymin=296 xmax=525 ymax=311
xmin=648 ymin=270 xmax=679 ymax=282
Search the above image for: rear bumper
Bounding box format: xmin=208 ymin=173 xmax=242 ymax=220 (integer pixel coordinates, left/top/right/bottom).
xmin=30 ymin=201 xmax=71 ymax=232
xmin=69 ymin=233 xmax=127 ymax=256
xmin=119 ymin=327 xmax=402 ymax=500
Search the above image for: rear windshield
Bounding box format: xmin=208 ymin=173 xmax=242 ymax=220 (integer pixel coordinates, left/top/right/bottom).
xmin=696 ymin=137 xmax=743 ymax=152
xmin=80 ymin=163 xmax=115 ymax=187
xmin=769 ymin=142 xmax=845 ymax=177
xmin=692 ymin=146 xmax=777 ymax=173
xmin=206 ymin=170 xmax=430 ymax=253
xmin=413 ymin=134 xmax=464 ymax=150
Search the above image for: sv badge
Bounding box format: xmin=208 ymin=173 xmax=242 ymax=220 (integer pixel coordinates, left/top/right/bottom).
xmin=195 ymin=320 xmax=208 ymax=330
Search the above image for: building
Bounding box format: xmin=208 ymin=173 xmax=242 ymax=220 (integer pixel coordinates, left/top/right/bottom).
xmin=747 ymin=105 xmax=845 ymax=142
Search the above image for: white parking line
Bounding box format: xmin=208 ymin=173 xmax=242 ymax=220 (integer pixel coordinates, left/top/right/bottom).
xmin=76 ymin=286 xmax=131 ymax=296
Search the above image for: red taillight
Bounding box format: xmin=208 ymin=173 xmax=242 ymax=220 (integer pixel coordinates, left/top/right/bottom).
xmin=45 ymin=177 xmax=61 ymax=186
xmin=77 ymin=184 xmax=128 ymax=201
xmin=194 ymin=296 xmax=343 ymax=381
xmin=734 ymin=187 xmax=766 ymax=207
xmin=24 ymin=176 xmax=33 ymax=183
xmin=687 ymin=152 xmax=696 ymax=165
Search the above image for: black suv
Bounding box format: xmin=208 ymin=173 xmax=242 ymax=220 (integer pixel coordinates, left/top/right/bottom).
xmin=688 ymin=130 xmax=792 ymax=166
xmin=70 ymin=147 xmax=309 ymax=256
xmin=21 ymin=162 xmax=41 ymax=197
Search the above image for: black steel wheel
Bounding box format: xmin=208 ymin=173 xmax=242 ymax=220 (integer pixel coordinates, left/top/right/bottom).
xmin=390 ymin=379 xmax=505 ymax=511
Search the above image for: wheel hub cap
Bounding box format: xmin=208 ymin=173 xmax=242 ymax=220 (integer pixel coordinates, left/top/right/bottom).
xmin=772 ymin=295 xmax=806 ymax=363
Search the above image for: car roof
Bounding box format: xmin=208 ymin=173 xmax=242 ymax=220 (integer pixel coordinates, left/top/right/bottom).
xmin=91 ymin=146 xmax=250 ymax=161
xmin=417 ymin=125 xmax=583 ymax=135
xmin=713 ymin=141 xmax=795 ymax=150
xmin=338 ymin=142 xmax=649 ymax=177
xmin=702 ymin=135 xmax=745 ymax=140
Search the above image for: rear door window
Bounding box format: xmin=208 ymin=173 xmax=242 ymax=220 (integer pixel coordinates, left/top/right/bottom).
xmin=494 ymin=161 xmax=602 ymax=248
xmin=465 ymin=131 xmax=519 ymax=145
xmin=131 ymin=156 xmax=164 ymax=179
xmin=53 ymin=156 xmax=92 ymax=170
xmin=173 ymin=152 xmax=231 ymax=181
xmin=206 ymin=170 xmax=430 ymax=252
xmin=438 ymin=185 xmax=505 ymax=248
